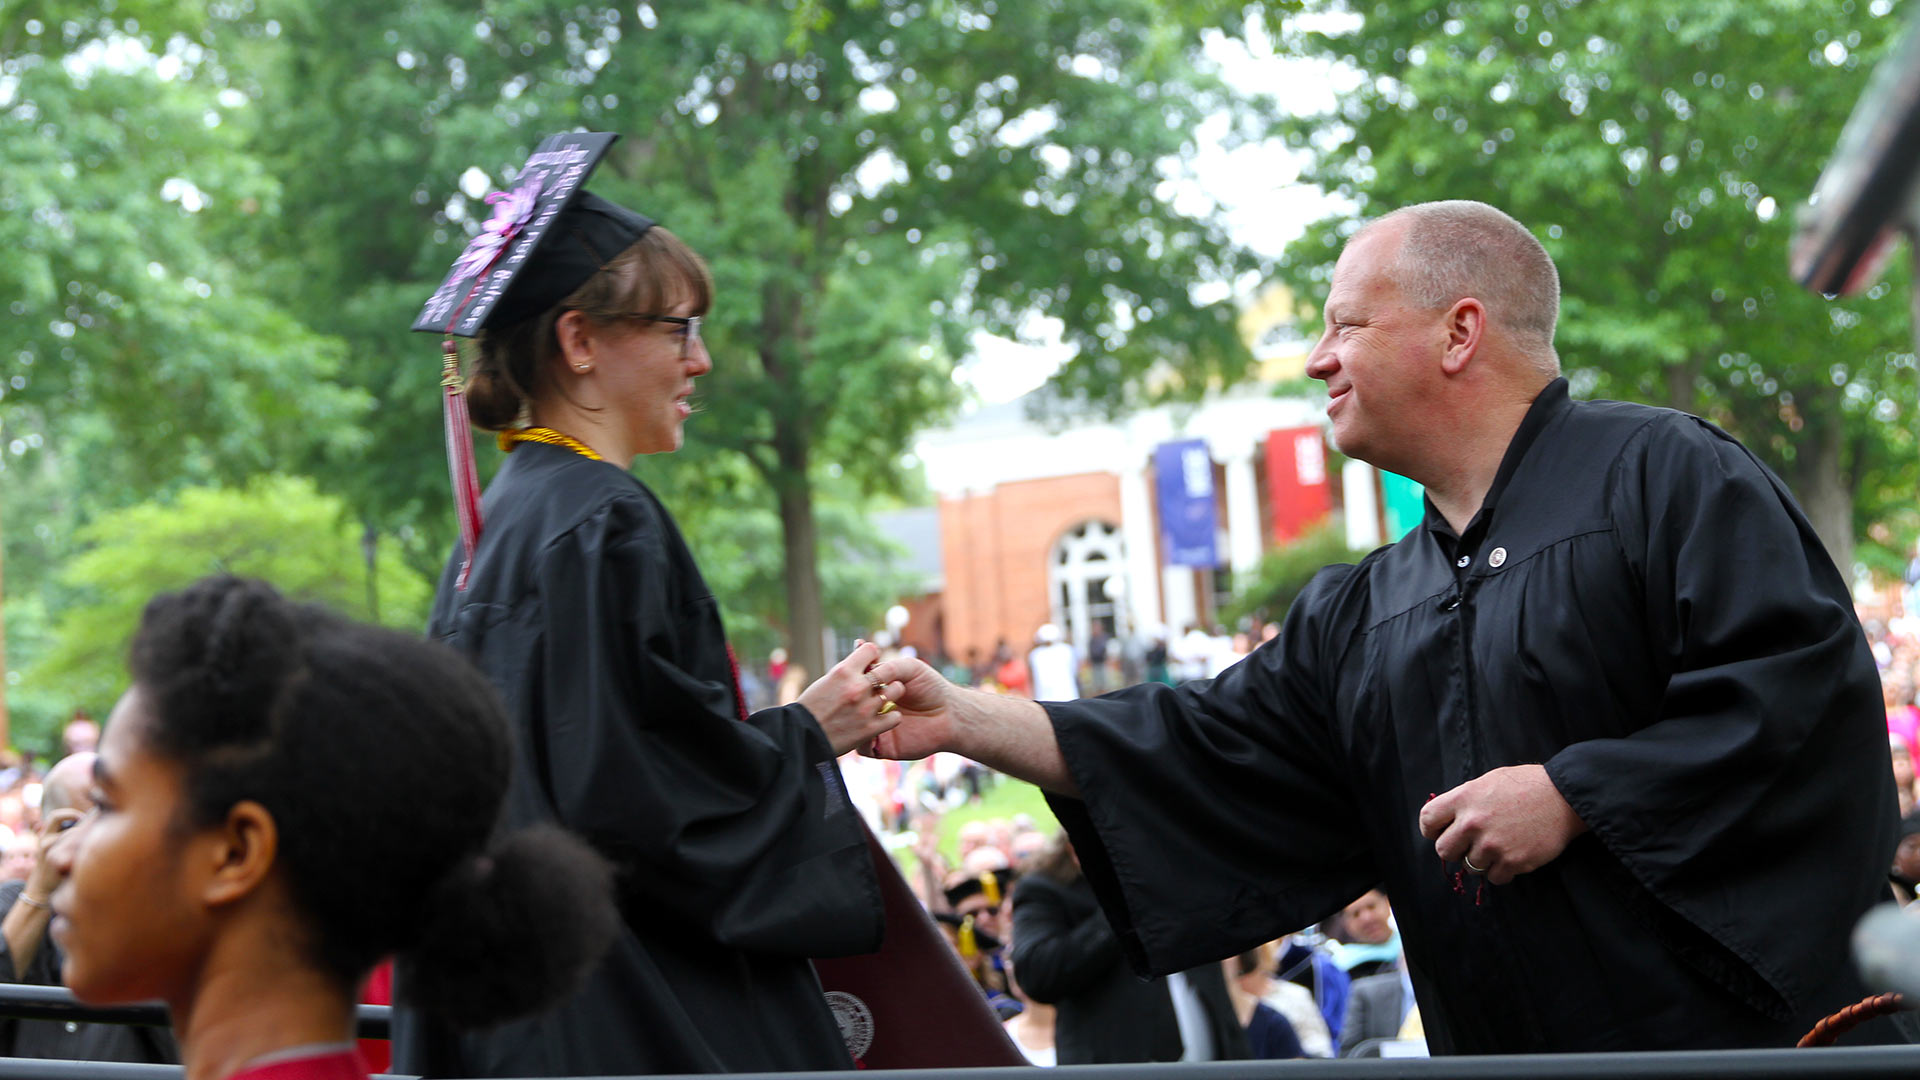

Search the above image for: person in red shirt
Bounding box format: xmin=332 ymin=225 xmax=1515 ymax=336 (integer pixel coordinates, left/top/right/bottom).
xmin=48 ymin=576 xmax=619 ymax=1080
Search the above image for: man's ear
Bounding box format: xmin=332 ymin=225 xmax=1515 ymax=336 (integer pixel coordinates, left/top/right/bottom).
xmin=1440 ymin=297 xmax=1486 ymax=376
xmin=201 ymin=800 xmax=278 ymax=908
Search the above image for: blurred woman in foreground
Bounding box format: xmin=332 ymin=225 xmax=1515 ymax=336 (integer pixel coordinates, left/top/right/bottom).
xmin=51 ymin=576 xmax=617 ymax=1080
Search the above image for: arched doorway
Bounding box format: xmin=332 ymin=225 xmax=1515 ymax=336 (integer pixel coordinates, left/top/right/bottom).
xmin=1050 ymin=520 xmax=1125 ymax=654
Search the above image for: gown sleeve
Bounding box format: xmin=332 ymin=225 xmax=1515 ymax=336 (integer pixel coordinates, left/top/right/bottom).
xmin=1543 ymin=416 xmax=1895 ymax=1009
xmin=1041 ymin=566 xmax=1378 ymax=979
xmin=527 ymin=497 xmax=882 ymax=959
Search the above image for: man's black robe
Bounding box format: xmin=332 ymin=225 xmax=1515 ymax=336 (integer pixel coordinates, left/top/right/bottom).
xmin=393 ymin=443 xmax=883 ymax=1076
xmin=1044 ymin=380 xmax=1896 ymax=1054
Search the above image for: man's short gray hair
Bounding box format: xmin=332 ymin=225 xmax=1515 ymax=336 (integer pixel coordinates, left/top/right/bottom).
xmin=1364 ymin=200 xmax=1561 ymax=375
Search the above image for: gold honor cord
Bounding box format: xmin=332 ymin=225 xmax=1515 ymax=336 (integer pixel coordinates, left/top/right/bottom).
xmin=498 ymin=426 xmax=604 ymax=461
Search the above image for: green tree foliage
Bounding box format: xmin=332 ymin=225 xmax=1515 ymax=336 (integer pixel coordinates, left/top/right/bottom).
xmin=1276 ymin=0 xmax=1918 ymax=572
xmin=0 ymin=7 xmax=367 ymax=504
xmin=18 ymin=476 xmax=433 ymax=732
xmin=225 ymin=0 xmax=1291 ymax=674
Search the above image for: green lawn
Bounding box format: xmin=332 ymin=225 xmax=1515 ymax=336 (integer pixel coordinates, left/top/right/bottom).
xmin=883 ymin=774 xmax=1060 ymax=879
xmin=934 ymin=775 xmax=1059 ymax=862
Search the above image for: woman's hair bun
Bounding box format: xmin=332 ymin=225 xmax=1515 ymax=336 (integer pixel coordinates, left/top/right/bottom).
xmin=398 ymin=825 xmax=619 ymax=1029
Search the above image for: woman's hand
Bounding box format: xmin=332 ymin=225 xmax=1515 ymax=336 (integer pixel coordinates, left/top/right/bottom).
xmin=798 ymin=641 xmax=907 ymax=755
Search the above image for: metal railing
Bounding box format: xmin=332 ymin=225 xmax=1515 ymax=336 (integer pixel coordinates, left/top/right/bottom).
xmin=0 ymin=986 xmax=389 ymax=1039
xmin=0 ymin=987 xmax=1916 ymax=1079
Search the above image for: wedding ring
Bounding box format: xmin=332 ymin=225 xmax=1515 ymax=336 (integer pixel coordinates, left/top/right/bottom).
xmin=1463 ymin=853 xmax=1487 ymax=875
xmin=878 ymin=700 xmax=897 ymax=716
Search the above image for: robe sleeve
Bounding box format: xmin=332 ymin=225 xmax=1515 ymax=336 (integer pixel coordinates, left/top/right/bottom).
xmin=528 ymin=497 xmax=882 ymax=959
xmin=1041 ymin=566 xmax=1378 ymax=979
xmin=1543 ymin=416 xmax=1895 ymax=1010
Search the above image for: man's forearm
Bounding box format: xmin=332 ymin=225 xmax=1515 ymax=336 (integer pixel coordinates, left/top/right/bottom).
xmin=949 ymin=689 xmax=1079 ymax=797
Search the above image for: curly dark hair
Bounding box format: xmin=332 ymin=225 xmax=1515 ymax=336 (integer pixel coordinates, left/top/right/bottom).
xmin=127 ymin=575 xmax=618 ymax=1027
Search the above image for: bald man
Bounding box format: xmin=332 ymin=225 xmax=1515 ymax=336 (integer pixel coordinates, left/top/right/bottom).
xmin=0 ymin=753 xmax=175 ymax=1063
xmin=867 ymin=202 xmax=1896 ymax=1053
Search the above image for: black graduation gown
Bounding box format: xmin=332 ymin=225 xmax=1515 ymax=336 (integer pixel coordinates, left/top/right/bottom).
xmin=1043 ymin=379 xmax=1897 ymax=1055
xmin=392 ymin=442 xmax=883 ymax=1076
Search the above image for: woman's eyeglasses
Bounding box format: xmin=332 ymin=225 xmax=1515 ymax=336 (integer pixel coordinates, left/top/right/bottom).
xmin=626 ymin=314 xmax=703 ymax=359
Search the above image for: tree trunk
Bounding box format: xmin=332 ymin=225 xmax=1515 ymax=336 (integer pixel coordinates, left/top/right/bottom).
xmin=773 ymin=419 xmax=827 ymax=681
xmin=1664 ymin=358 xmax=1697 ymax=414
xmin=1786 ymin=400 xmax=1856 ymax=579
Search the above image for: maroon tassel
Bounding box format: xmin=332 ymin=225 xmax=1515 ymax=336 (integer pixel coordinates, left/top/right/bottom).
xmin=442 ymin=340 xmax=483 ymax=590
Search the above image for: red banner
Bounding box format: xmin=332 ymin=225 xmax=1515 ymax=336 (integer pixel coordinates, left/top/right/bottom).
xmin=1265 ymin=425 xmax=1333 ymax=544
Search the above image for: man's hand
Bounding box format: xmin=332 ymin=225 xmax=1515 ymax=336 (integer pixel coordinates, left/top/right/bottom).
xmin=861 ymin=655 xmax=960 ymax=761
xmin=1418 ymin=764 xmax=1587 ymax=886
xmin=797 ymin=641 xmax=905 ymax=756
xmin=24 ymin=809 xmax=84 ymax=905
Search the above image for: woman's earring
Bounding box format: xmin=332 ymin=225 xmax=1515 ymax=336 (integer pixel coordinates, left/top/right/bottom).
xmin=575 ymin=364 xmax=592 ymax=372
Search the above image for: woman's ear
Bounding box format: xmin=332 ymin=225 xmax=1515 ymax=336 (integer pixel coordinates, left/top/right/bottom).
xmin=553 ymin=310 xmax=597 ymax=375
xmin=201 ymin=800 xmax=279 ymax=908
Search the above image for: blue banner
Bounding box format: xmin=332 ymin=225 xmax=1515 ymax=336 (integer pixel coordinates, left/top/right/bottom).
xmin=1154 ymin=439 xmax=1220 ymax=569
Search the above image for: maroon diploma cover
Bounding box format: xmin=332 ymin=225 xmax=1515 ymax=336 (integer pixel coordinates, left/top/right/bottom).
xmin=812 ymin=824 xmax=1026 ymax=1068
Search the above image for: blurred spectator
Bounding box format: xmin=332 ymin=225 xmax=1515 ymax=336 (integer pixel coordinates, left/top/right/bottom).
xmin=1002 ymin=958 xmax=1057 ymax=1066
xmin=1085 ymin=625 xmax=1113 ymax=695
xmin=1011 ymin=829 xmax=1051 ymax=871
xmin=934 ymin=911 xmax=1018 ymax=1021
xmin=0 ymin=836 xmax=31 ymax=885
xmin=1009 ymin=834 xmax=1247 ymax=1063
xmin=1278 ymin=931 xmax=1351 ymax=1048
xmin=736 ymin=655 xmax=771 ymax=712
xmin=1259 ymin=943 xmax=1335 ymax=1058
xmin=1893 ymin=736 xmax=1917 ymax=818
xmin=1028 ymin=625 xmax=1080 ymax=702
xmin=1144 ymin=629 xmax=1172 ymax=685
xmin=1171 ymin=625 xmax=1213 ymax=680
xmin=1341 ymin=968 xmax=1420 ymax=1057
xmin=937 ymin=650 xmax=976 ymax=688
xmin=1226 ymin=945 xmax=1303 ymax=1059
xmin=1894 ymin=811 xmax=1920 ymax=906
xmin=0 ymin=753 xmax=176 ymax=1063
xmin=1329 ymin=889 xmax=1401 ymax=979
xmin=992 ymin=640 xmax=1031 ymax=697
xmin=775 ymin=654 xmax=808 ymax=706
xmin=62 ymin=711 xmax=99 ymax=756
xmin=946 ymin=869 xmax=1015 ymax=948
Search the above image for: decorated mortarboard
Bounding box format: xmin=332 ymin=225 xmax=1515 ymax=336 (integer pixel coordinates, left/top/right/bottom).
xmin=411 ymin=131 xmax=656 ymax=588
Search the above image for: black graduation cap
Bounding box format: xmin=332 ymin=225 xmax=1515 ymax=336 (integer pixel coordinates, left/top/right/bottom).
xmin=413 ymin=130 xmax=657 ymax=590
xmin=413 ymin=131 xmax=654 ymax=337
xmin=943 ymin=869 xmax=1014 ymax=909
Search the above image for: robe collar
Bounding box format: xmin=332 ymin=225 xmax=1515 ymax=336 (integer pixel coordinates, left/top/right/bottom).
xmin=1421 ymin=376 xmax=1572 ymax=552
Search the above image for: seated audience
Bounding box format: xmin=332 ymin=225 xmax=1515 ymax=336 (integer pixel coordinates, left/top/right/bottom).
xmin=1226 ymin=945 xmax=1303 ymax=1059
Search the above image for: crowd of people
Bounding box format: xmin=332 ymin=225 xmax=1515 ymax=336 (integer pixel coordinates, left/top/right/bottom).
xmin=888 ymin=798 xmax=1430 ymax=1062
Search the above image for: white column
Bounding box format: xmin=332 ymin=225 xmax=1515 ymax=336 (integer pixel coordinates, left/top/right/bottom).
xmin=1162 ymin=565 xmax=1198 ymax=634
xmin=1223 ymin=448 xmax=1262 ymax=580
xmin=1119 ymin=463 xmax=1163 ymax=633
xmin=1343 ymin=459 xmax=1381 ymax=550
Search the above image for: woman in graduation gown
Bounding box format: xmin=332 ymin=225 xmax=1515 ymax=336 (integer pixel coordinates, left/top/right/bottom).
xmin=51 ymin=576 xmax=618 ymax=1080
xmin=395 ymin=134 xmax=901 ymax=1077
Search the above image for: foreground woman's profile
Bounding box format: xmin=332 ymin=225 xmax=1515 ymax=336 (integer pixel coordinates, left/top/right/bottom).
xmin=51 ymin=575 xmax=618 ymax=1080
